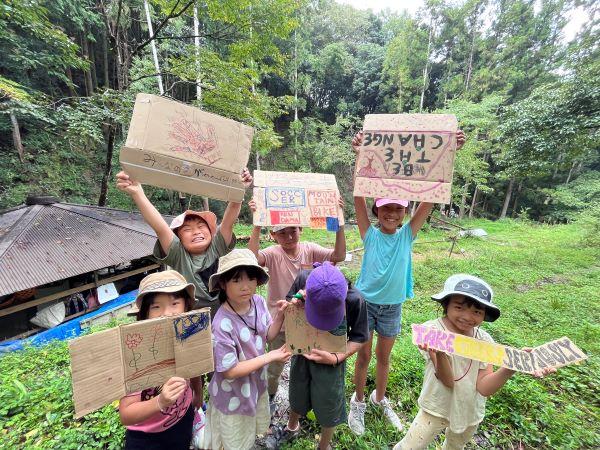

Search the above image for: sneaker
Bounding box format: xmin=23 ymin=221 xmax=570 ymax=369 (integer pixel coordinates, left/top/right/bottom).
xmin=264 ymin=423 xmax=300 ymax=449
xmin=369 ymin=390 xmax=403 ymax=431
xmin=347 ymin=392 xmax=366 ymax=435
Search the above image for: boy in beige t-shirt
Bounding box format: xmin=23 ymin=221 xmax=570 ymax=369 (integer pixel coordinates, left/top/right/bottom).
xmin=248 ymin=200 xmax=347 ymax=412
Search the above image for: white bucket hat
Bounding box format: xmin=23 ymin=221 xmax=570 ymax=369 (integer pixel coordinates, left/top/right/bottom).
xmin=431 ymin=274 xmax=500 ymax=322
xmin=208 ymin=249 xmax=269 ymax=293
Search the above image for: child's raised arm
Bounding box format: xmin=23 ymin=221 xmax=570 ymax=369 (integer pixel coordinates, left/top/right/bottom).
xmin=408 ymin=129 xmax=466 ymax=238
xmin=330 ymin=196 xmax=347 ymax=262
xmin=247 ymin=198 xmax=267 ymax=265
xmin=351 ymin=131 xmax=371 ymax=240
xmin=116 ymin=171 xmax=173 ymax=254
xmin=220 ymin=168 xmax=253 ymax=246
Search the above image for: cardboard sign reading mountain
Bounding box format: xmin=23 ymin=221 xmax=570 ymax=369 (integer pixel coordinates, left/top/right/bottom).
xmin=354 ymin=114 xmax=458 ymax=204
xmin=120 ymin=94 xmax=253 ymax=202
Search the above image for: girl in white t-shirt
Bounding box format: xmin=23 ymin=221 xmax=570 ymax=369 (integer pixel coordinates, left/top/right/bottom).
xmin=395 ymin=274 xmax=555 ymax=450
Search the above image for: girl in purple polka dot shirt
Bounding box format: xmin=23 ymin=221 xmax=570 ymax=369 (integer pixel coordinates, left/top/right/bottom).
xmin=203 ymin=249 xmax=291 ymax=450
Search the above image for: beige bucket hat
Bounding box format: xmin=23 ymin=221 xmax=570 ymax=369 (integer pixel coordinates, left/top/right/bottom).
xmin=208 ymin=249 xmax=269 ymax=293
xmin=135 ymin=270 xmax=196 ymax=308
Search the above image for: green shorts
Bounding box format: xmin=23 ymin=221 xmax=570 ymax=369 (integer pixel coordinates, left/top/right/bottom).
xmin=288 ymin=355 xmax=346 ymax=428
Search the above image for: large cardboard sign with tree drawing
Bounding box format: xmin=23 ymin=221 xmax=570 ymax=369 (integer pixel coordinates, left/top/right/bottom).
xmin=411 ymin=324 xmax=587 ymax=374
xmin=120 ymin=93 xmax=253 ymax=202
xmin=284 ymin=304 xmax=347 ymax=354
xmin=69 ymin=309 xmax=213 ymax=418
xmin=354 ymin=114 xmax=458 ymax=204
xmin=252 ymin=170 xmax=345 ymax=231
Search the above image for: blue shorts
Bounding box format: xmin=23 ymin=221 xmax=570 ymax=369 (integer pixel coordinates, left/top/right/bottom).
xmin=366 ymin=302 xmax=402 ymax=337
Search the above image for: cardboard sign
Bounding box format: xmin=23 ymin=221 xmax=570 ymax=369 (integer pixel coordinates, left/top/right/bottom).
xmin=69 ymin=309 xmax=213 ymax=418
xmin=284 ymin=304 xmax=347 ymax=354
xmin=412 ymin=324 xmax=587 ymax=374
xmin=252 ymin=170 xmax=344 ymax=230
xmin=354 ymin=114 xmax=458 ymax=204
xmin=120 ymin=93 xmax=253 ymax=202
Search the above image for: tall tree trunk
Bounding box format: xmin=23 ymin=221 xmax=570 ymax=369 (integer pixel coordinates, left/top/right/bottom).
xmin=500 ymin=178 xmax=514 ymax=219
xmin=98 ymin=124 xmax=115 ymax=206
xmin=419 ymin=17 xmax=434 ymax=112
xmin=81 ymin=32 xmax=94 ymax=96
xmin=469 ymin=185 xmax=479 ymax=218
xmin=10 ymin=112 xmax=25 ymax=163
xmin=202 ymin=197 xmax=209 ymax=211
xmin=89 ymin=38 xmax=98 ymax=90
xmin=102 ymin=29 xmax=110 ymax=88
xmin=193 ymin=3 xmax=202 ymax=102
xmin=459 ymin=183 xmax=469 ymax=219
xmin=143 ymin=0 xmax=164 ymax=94
xmin=511 ymin=181 xmax=523 ymax=217
xmin=65 ymin=67 xmax=78 ymax=97
xmin=565 ymin=160 xmax=577 ymax=184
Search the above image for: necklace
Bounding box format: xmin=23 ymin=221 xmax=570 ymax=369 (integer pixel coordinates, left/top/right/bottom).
xmin=438 ymin=318 xmax=476 ymax=382
xmin=226 ymin=297 xmax=258 ymax=335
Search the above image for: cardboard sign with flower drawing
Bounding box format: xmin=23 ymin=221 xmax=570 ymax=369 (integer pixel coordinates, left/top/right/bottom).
xmin=69 ymin=309 xmax=213 ymax=418
xmin=119 ymin=93 xmax=253 ymax=202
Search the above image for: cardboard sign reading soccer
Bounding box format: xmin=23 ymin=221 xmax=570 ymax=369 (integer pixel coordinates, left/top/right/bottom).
xmin=120 ymin=93 xmax=253 ymax=202
xmin=411 ymin=324 xmax=587 ymax=374
xmin=354 ymin=114 xmax=458 ymax=204
xmin=69 ymin=309 xmax=213 ymax=418
xmin=284 ymin=304 xmax=347 ymax=354
xmin=252 ymin=170 xmax=344 ymax=231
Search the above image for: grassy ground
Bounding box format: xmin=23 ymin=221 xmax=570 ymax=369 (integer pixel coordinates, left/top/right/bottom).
xmin=0 ymin=219 xmax=598 ymax=449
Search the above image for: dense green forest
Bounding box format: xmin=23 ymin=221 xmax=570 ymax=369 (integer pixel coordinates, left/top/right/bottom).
xmin=0 ymin=0 xmax=598 ymax=225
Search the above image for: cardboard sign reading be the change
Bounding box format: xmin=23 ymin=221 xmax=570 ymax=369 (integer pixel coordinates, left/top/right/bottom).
xmin=354 ymin=114 xmax=458 ymax=204
xmin=412 ymin=324 xmax=587 ymax=374
xmin=69 ymin=309 xmax=213 ymax=418
xmin=120 ymin=94 xmax=253 ymax=202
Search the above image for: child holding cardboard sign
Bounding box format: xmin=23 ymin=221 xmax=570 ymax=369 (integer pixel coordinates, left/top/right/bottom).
xmin=247 ymin=197 xmax=346 ymax=413
xmin=394 ymin=274 xmax=555 ymax=450
xmin=347 ymin=130 xmax=465 ymax=435
xmin=265 ymin=262 xmax=369 ymax=450
xmin=119 ymin=270 xmax=198 ymax=450
xmin=202 ymin=249 xmax=292 ymax=450
xmin=116 ymin=168 xmax=252 ymax=317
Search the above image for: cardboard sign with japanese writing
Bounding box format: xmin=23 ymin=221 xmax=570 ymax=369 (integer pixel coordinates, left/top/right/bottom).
xmin=354 ymin=114 xmax=458 ymax=204
xmin=252 ymin=170 xmax=344 ymax=231
xmin=120 ymin=93 xmax=253 ymax=202
xmin=284 ymin=303 xmax=347 ymax=354
xmin=69 ymin=309 xmax=213 ymax=418
xmin=411 ymin=324 xmax=587 ymax=374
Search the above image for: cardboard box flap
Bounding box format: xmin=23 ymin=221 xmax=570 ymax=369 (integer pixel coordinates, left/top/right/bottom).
xmin=120 ymin=93 xmax=252 ymax=202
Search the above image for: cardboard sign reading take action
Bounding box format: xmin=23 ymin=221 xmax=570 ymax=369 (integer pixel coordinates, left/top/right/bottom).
xmin=412 ymin=324 xmax=587 ymax=374
xmin=69 ymin=309 xmax=213 ymax=418
xmin=354 ymin=114 xmax=458 ymax=204
xmin=120 ymin=93 xmax=253 ymax=202
xmin=253 ymin=170 xmax=345 ymax=230
xmin=284 ymin=304 xmax=347 ymax=354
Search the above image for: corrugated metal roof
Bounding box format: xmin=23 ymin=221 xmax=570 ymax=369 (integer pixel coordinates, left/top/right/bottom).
xmin=0 ymin=202 xmax=173 ymax=296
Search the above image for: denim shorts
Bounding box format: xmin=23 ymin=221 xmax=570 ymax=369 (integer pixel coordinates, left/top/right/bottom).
xmin=366 ymin=301 xmax=402 ymax=337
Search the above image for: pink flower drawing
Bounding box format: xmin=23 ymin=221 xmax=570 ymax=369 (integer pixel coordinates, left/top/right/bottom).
xmin=168 ymin=118 xmax=221 ymax=165
xmin=126 ymin=333 xmax=143 ymax=350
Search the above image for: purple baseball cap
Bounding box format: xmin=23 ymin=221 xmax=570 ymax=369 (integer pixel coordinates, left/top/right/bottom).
xmin=375 ymin=198 xmax=409 ymax=208
xmin=305 ymin=262 xmax=348 ymax=331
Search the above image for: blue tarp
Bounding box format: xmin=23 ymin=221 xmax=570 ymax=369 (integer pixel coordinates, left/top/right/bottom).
xmin=0 ymin=290 xmax=137 ymax=354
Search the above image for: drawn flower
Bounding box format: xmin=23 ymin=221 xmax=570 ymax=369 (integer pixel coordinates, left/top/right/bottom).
xmin=126 ymin=333 xmax=143 ymax=349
